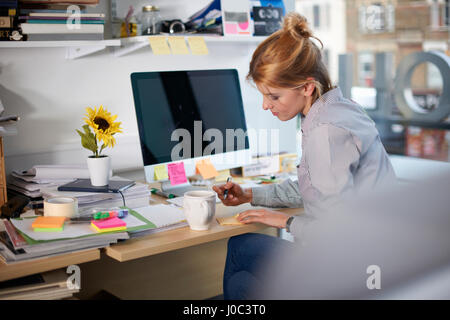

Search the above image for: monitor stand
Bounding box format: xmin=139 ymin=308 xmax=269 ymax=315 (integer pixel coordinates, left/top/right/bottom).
xmin=160 ymin=180 xmax=208 ymax=197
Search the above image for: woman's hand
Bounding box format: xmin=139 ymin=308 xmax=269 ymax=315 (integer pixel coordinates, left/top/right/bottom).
xmin=237 ymin=209 xmax=290 ymax=229
xmin=212 ymin=181 xmax=252 ymax=206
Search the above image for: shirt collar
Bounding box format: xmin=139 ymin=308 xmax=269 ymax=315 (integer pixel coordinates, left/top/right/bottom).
xmin=301 ymin=87 xmax=342 ymax=132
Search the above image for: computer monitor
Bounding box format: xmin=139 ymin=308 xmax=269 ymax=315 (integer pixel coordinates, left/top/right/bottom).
xmin=130 ymin=69 xmax=252 ymax=195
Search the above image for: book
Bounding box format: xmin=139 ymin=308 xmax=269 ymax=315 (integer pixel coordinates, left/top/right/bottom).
xmin=25 ymin=19 xmax=104 ymax=24
xmin=57 ymin=178 xmax=135 ymax=193
xmin=28 ymin=12 xmax=104 ymax=18
xmin=26 ymin=33 xmax=103 ymax=40
xmin=20 ymin=15 xmax=105 ymax=20
xmin=20 ymin=22 xmax=103 ymax=34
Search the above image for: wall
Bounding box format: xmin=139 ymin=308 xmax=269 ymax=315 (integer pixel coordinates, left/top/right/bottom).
xmin=0 ymin=0 xmax=297 ymax=176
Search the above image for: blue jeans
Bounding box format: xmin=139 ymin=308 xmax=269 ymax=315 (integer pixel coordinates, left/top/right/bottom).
xmin=223 ymin=233 xmax=293 ymax=300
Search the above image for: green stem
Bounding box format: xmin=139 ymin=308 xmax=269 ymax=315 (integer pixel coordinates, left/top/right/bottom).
xmin=94 ymin=134 xmax=98 ymax=158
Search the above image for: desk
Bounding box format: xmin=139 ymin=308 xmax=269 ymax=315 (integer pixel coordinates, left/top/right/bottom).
xmin=1 ymin=177 xmax=303 ymax=299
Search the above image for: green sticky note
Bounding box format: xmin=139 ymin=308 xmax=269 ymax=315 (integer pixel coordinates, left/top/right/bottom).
xmin=33 ymin=227 xmax=64 ymax=232
xmin=154 ymin=164 xmax=169 ymax=181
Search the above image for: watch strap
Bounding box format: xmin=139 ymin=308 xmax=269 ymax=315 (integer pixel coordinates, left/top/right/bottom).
xmin=285 ymin=216 xmax=295 ymax=233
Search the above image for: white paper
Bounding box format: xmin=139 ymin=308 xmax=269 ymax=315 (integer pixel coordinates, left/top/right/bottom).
xmin=133 ymin=204 xmax=186 ymax=228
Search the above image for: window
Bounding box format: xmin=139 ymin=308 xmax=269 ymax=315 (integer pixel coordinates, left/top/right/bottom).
xmin=313 ymin=5 xmax=320 ymax=28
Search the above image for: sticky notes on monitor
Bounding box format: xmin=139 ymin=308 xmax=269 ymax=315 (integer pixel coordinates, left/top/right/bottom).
xmin=154 ymin=164 xmax=169 ymax=181
xmin=187 ymin=37 xmax=209 ymax=55
xmin=195 ymin=158 xmax=218 ymax=180
xmin=168 ymin=36 xmax=189 ymax=55
xmin=148 ymin=36 xmax=171 ymax=55
xmin=91 ymin=217 xmax=126 ymax=233
xmin=215 ymin=169 xmax=231 ymax=182
xmin=32 ymin=216 xmax=66 ymax=232
xmin=167 ymin=162 xmax=188 ymax=186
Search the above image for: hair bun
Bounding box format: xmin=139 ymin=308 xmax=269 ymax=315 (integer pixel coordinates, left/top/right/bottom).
xmin=282 ymin=12 xmax=312 ymax=41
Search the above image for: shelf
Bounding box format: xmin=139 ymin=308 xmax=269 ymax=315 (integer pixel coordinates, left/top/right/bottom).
xmin=0 ymin=39 xmax=121 ymax=48
xmin=0 ymin=35 xmax=267 ymax=58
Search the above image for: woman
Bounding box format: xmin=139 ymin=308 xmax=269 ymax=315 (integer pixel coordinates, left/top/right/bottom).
xmin=212 ymin=12 xmax=396 ymax=300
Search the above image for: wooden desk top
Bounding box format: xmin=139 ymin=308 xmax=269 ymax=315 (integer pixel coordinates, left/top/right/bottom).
xmin=105 ymin=199 xmax=304 ymax=262
xmin=0 ymin=248 xmax=100 ymax=282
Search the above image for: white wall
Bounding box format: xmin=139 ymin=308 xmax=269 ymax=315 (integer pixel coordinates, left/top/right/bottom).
xmin=1 ymin=0 xmax=298 ymax=176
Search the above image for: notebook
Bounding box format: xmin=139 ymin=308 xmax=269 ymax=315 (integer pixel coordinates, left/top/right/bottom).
xmin=57 ymin=179 xmax=135 ymax=193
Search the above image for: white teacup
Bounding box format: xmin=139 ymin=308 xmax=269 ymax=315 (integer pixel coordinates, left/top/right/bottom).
xmin=183 ymin=190 xmax=216 ymax=231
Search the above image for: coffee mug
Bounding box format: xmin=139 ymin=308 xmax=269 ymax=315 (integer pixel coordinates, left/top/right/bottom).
xmin=183 ymin=190 xmax=216 ymax=231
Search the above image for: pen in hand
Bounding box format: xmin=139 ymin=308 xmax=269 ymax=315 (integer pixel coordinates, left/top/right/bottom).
xmin=224 ymin=177 xmax=231 ymax=200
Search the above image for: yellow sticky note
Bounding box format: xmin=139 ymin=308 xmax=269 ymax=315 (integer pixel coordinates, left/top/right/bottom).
xmin=195 ymin=158 xmax=218 ymax=180
xmin=168 ymin=36 xmax=189 ymax=55
xmin=154 ymin=164 xmax=169 ymax=181
xmin=187 ymin=36 xmax=209 ymax=55
xmin=149 ymin=36 xmax=171 ymax=55
xmin=215 ymin=169 xmax=231 ymax=182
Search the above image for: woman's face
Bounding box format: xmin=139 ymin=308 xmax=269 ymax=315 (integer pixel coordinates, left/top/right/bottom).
xmin=256 ymin=83 xmax=313 ymax=121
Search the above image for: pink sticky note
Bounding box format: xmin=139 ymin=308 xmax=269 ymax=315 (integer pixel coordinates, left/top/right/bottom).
xmin=225 ymin=23 xmax=238 ymax=35
xmin=91 ymin=217 xmax=126 ymax=229
xmin=167 ymin=162 xmax=188 ymax=186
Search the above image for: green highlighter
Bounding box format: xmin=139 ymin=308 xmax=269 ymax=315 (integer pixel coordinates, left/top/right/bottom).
xmin=151 ymin=188 xmax=175 ymax=199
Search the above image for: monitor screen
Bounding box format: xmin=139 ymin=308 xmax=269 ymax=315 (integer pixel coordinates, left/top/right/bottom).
xmin=131 ymin=69 xmax=250 ymax=166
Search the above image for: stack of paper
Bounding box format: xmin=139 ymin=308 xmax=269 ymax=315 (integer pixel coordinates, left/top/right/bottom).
xmin=9 ymin=165 xmax=93 ymax=198
xmin=40 ymin=179 xmax=151 ymax=211
xmin=0 ymin=269 xmax=80 ymax=300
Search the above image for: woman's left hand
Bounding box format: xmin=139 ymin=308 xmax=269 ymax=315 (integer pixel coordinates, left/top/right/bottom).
xmin=237 ymin=209 xmax=290 ymax=229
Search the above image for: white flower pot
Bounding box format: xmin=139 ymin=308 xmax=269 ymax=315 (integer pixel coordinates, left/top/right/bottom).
xmin=87 ymin=156 xmax=111 ymax=186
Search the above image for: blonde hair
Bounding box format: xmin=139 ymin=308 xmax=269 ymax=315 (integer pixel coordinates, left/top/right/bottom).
xmin=247 ymin=12 xmax=333 ymax=102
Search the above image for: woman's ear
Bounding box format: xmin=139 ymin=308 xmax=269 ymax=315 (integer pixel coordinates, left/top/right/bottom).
xmin=303 ymin=77 xmax=316 ymax=97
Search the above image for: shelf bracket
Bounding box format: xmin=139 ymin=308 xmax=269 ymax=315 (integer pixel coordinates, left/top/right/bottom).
xmin=65 ymin=45 xmax=107 ymax=59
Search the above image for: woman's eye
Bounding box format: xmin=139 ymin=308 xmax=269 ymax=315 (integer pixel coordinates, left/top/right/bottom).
xmin=271 ymin=96 xmax=279 ymax=101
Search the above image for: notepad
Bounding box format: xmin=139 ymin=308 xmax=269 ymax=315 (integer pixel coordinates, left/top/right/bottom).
xmin=216 ymin=214 xmax=243 ymax=226
xmin=195 ymin=158 xmax=218 ymax=180
xmin=168 ymin=36 xmax=189 ymax=55
xmin=167 ymin=162 xmax=188 ymax=186
xmin=148 ymin=36 xmax=171 ymax=55
xmin=32 ymin=216 xmax=66 ymax=232
xmin=154 ymin=164 xmax=169 ymax=181
xmin=91 ymin=217 xmax=127 ymax=233
xmin=187 ymin=37 xmax=209 ymax=55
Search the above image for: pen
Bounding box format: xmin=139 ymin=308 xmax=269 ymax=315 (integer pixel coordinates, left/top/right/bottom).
xmin=151 ymin=188 xmax=175 ymax=199
xmin=224 ymin=177 xmax=232 ymax=200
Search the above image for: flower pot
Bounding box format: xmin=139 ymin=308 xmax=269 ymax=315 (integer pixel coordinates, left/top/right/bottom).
xmin=87 ymin=155 xmax=111 ymax=186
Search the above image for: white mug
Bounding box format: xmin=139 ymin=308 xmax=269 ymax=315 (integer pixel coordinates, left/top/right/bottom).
xmin=183 ymin=190 xmax=216 ymax=231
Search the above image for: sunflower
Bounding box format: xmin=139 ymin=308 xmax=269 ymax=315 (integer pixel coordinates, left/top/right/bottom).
xmin=84 ymin=105 xmax=122 ymax=149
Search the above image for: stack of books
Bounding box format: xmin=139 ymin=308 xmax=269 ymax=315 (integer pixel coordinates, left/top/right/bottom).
xmin=18 ymin=1 xmax=104 ymax=41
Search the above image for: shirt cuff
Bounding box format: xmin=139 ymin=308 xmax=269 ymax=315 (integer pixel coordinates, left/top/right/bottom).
xmin=250 ymin=185 xmax=275 ymax=207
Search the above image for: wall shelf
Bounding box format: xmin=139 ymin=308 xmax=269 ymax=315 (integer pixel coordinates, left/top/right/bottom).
xmin=0 ymin=35 xmax=267 ymax=58
xmin=0 ymin=39 xmax=121 ymax=59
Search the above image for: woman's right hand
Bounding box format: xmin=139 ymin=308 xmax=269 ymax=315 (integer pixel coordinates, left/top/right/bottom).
xmin=212 ymin=181 xmax=252 ymax=206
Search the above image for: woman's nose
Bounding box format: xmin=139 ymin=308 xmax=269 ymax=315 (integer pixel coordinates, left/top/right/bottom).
xmin=262 ymin=98 xmax=272 ymax=110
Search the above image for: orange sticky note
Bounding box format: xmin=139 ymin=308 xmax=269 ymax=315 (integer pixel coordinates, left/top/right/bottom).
xmin=32 ymin=216 xmax=66 ymax=229
xmin=167 ymin=162 xmax=188 ymax=186
xmin=195 ymin=158 xmax=218 ymax=180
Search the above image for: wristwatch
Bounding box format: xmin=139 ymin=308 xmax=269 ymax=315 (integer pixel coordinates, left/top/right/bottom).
xmin=285 ymin=216 xmax=295 ymax=233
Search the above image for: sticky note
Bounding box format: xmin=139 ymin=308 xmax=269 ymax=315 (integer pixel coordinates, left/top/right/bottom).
xmin=148 ymin=36 xmax=171 ymax=55
xmin=168 ymin=36 xmax=189 ymax=55
xmin=187 ymin=37 xmax=209 ymax=55
xmin=91 ymin=217 xmax=126 ymax=233
xmin=215 ymin=169 xmax=231 ymax=182
xmin=154 ymin=164 xmax=169 ymax=181
xmin=195 ymin=158 xmax=218 ymax=180
xmin=167 ymin=162 xmax=188 ymax=186
xmin=32 ymin=216 xmax=66 ymax=230
xmin=217 ymin=214 xmax=243 ymax=226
